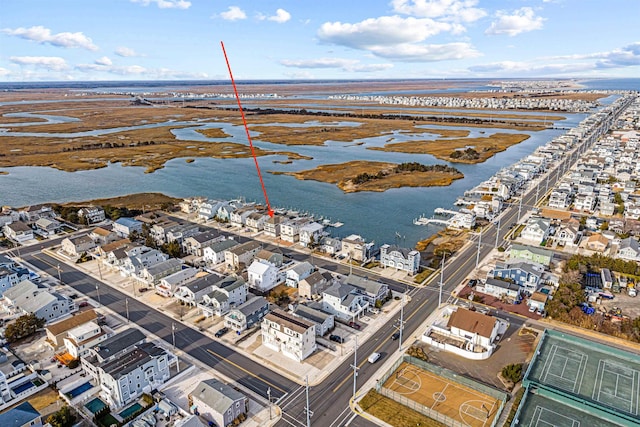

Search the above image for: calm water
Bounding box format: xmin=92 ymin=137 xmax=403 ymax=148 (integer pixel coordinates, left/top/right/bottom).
xmin=1 ymin=79 xmax=638 ymax=246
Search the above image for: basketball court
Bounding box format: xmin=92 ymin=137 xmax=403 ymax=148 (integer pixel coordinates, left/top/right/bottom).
xmin=384 ymin=362 xmax=500 ymax=427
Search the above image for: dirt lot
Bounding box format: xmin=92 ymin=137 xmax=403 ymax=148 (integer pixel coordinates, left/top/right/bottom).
xmin=598 ymin=291 xmax=640 ymax=319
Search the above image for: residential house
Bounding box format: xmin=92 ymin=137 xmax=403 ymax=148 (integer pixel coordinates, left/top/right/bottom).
xmin=285 ymin=261 xmax=314 ymax=288
xmin=480 ymin=278 xmax=521 ymax=301
xmin=585 ymin=233 xmax=609 ymax=252
xmin=528 ymin=292 xmax=548 ymax=312
xmin=173 ymin=273 xmax=223 ymax=306
xmin=520 ymin=217 xmax=551 ymax=245
xmin=262 ymin=309 xmax=317 ymax=362
xmin=380 ymin=244 xmax=421 ymax=275
xmin=112 ymin=217 xmax=143 ymax=238
xmin=548 ymin=190 xmax=570 ymax=209
xmin=34 ymin=218 xmax=61 ymax=236
xmin=509 ymin=244 xmax=553 ymax=267
xmin=345 ymin=274 xmax=389 ymax=306
xmin=2 ymin=280 xmax=75 ymax=323
xmin=90 ymin=227 xmax=119 ymax=245
xmin=0 ymin=208 xmax=19 ymax=228
xmin=198 ymin=275 xmax=247 ymax=317
xmin=230 ymin=206 xmax=258 ymax=228
xmin=601 ymin=268 xmax=614 ymax=289
xmin=189 ymin=379 xmax=248 ymax=427
xmin=0 ymin=401 xmax=42 ymax=427
xmin=247 ymin=259 xmax=281 ymax=292
xmin=81 ymin=328 xmax=146 ymax=381
xmin=281 ymin=217 xmax=310 ymax=243
xmin=141 ymin=258 xmax=183 ymax=285
xmin=318 ymin=236 xmax=341 ymax=256
xmin=599 ymin=201 xmax=616 ymax=217
xmin=63 ymin=321 xmax=108 ymax=359
xmin=264 ymin=215 xmax=285 ymax=238
xmin=341 ymin=234 xmax=368 ymax=262
xmin=78 ymin=206 xmax=106 ymax=224
xmin=0 ymin=264 xmax=29 ymax=296
xmin=45 ymin=309 xmax=98 ymax=349
xmin=61 ymin=235 xmax=96 ymax=258
xmin=555 ymin=222 xmax=579 ymax=247
xmin=492 ymin=261 xmax=543 ymax=294
xmin=299 ymin=222 xmax=324 ymax=247
xmin=447 ymin=308 xmax=500 ymax=350
xmin=121 ymin=247 xmax=169 ymax=278
xmin=156 ymin=267 xmax=199 ymax=297
xmin=97 ymin=238 xmax=131 ymax=260
xmin=573 ymin=193 xmax=596 ymax=212
xmin=184 ymin=230 xmax=224 ymax=257
xmin=254 ymin=249 xmax=284 ymax=267
xmin=98 ymin=342 xmax=172 ymax=408
xmin=3 ymin=221 xmax=34 ymax=243
xmin=321 ymin=283 xmax=369 ymax=321
xmin=198 ymin=199 xmax=226 ymax=221
xmin=149 ymin=218 xmax=180 ymax=244
xmin=19 ymin=204 xmax=54 ymax=223
xmin=617 ymin=237 xmax=640 ymax=261
xmin=292 ymin=304 xmax=335 ymax=336
xmin=224 ymin=241 xmax=261 ymax=271
xmin=298 ymin=272 xmax=333 ymax=299
xmin=224 ymin=296 xmax=270 ymax=332
xmin=201 ymin=239 xmax=237 ymax=266
xmin=165 ymin=223 xmax=200 ymax=246
xmin=216 ymin=204 xmax=237 ymax=222
xmin=245 ymin=212 xmax=270 ymax=233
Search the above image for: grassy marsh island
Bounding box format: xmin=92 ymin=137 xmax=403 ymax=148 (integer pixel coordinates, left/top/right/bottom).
xmin=272 ymin=161 xmax=463 ymax=193
xmin=369 ymin=132 xmax=531 ymax=164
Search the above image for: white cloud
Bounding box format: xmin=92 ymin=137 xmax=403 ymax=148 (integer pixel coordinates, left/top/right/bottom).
xmin=469 ymin=60 xmax=593 ymax=75
xmin=2 ymin=25 xmax=98 ymax=50
xmin=318 ymin=16 xmax=460 ymax=49
xmin=268 ymin=9 xmax=291 ymax=23
xmin=220 ymin=6 xmax=247 ymax=21
xmin=317 ymin=15 xmax=476 ymax=62
xmin=0 ymin=67 xmax=10 ymax=77
xmin=10 ymin=56 xmax=68 ymax=71
xmin=95 ymin=56 xmax=112 ymax=66
xmin=131 ymin=0 xmax=191 ymax=9
xmin=114 ymin=47 xmax=142 ymax=57
xmin=391 ymin=0 xmax=486 ymax=23
xmin=280 ymin=57 xmax=393 ymax=72
xmin=485 ymin=7 xmax=545 ymax=36
xmin=75 ymin=62 xmax=207 ymax=79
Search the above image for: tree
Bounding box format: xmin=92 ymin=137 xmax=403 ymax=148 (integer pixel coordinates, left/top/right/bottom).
xmin=46 ymin=405 xmax=76 ymax=427
xmin=4 ymin=314 xmax=45 ymax=343
xmin=161 ymin=240 xmax=182 ymax=258
xmin=501 ymin=363 xmax=523 ymax=384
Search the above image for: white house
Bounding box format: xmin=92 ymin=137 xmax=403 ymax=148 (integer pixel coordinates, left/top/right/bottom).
xmin=3 ymin=221 xmax=34 ymax=243
xmin=173 ymin=273 xmax=223 ymax=306
xmin=156 ymin=267 xmax=199 ymax=297
xmin=262 ymin=309 xmax=317 ymax=362
xmin=2 ymin=280 xmax=76 ymax=323
xmin=63 ymin=321 xmax=108 ymax=359
xmin=78 ymin=206 xmax=105 ymax=224
xmin=203 ymin=239 xmax=239 ymax=265
xmin=34 ymin=218 xmax=61 ymax=237
xmin=264 ymin=215 xmax=285 ymax=238
xmin=340 ymin=234 xmax=368 ymax=262
xmin=197 ymin=275 xmax=247 ymax=317
xmin=299 ymin=222 xmax=324 ymax=247
xmin=480 ymin=278 xmax=521 ymax=301
xmin=189 ymin=379 xmax=248 ymax=427
xmin=617 ymin=237 xmax=640 ymax=261
xmin=446 ymin=308 xmax=500 ymax=351
xmin=281 ymin=218 xmax=310 ymax=243
xmin=224 ymin=241 xmax=261 ymax=270
xmin=285 ymin=262 xmax=314 ymax=288
xmin=245 ymin=212 xmax=270 ymax=233
xmin=520 ymin=217 xmax=551 ymax=245
xmin=183 ymin=230 xmax=224 ymax=257
xmin=379 ymin=244 xmax=420 ymax=275
xmin=292 ymin=304 xmax=335 ymax=336
xmin=61 ymin=235 xmax=96 ymax=258
xmin=321 ymin=283 xmax=369 ymax=321
xmin=247 ymin=259 xmax=280 ymax=292
xmin=112 ymin=217 xmax=143 ymax=238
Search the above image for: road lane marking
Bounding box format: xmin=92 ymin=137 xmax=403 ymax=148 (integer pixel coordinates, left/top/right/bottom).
xmin=205 ymin=348 xmax=286 ymax=394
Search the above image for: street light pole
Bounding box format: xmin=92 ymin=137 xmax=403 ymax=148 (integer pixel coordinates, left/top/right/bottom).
xmin=476 ymin=229 xmax=482 ymax=267
xmin=305 ymin=376 xmax=312 ymax=427
xmin=398 ymin=289 xmax=406 ymax=350
xmin=495 ymin=217 xmax=501 ymax=249
xmin=125 ymin=298 xmax=129 ymax=323
xmin=517 ymin=197 xmax=523 ymax=222
xmin=95 ymin=284 xmax=101 ymax=304
xmin=351 ymin=336 xmax=359 ymax=400
xmin=267 ymin=387 xmax=272 ymax=420
xmin=57 ymin=264 xmax=62 ymax=284
xmin=172 ymin=322 xmax=176 ymax=348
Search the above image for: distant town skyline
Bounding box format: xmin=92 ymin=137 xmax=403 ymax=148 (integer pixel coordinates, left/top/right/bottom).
xmin=1 ymin=0 xmax=639 ymax=82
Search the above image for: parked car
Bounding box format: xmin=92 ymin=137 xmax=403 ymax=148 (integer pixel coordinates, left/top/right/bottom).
xmin=138 ymin=287 xmax=150 ymax=293
xmin=467 ymin=279 xmax=477 ymax=288
xmin=69 ymin=293 xmax=79 ymax=299
xmin=78 ymin=301 xmax=89 ymax=308
xmin=329 ymin=334 xmax=344 ymax=343
xmin=215 ymin=327 xmax=229 ymax=338
xmin=368 ymin=352 xmax=381 ymax=363
xmin=348 ymin=321 xmax=361 ymax=330
xmin=391 ymin=332 xmax=400 ymax=341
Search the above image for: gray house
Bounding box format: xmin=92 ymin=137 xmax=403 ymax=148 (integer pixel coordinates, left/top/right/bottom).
xmin=292 ymin=304 xmax=335 ymax=336
xmin=189 ymin=379 xmax=248 ymax=427
xmin=2 ymin=280 xmax=75 ymax=323
xmin=173 ymin=273 xmax=223 ymax=306
xmin=224 ymin=296 xmax=270 ymax=332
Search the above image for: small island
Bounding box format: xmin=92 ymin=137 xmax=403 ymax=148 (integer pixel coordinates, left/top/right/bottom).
xmin=369 ymin=132 xmax=530 ymax=163
xmin=272 ymin=160 xmax=463 ymax=193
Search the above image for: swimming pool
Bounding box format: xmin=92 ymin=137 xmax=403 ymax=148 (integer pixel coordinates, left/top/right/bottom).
xmin=11 ymin=381 xmax=35 ymax=394
xmin=85 ymin=397 xmax=107 ymax=414
xmin=118 ymin=402 xmax=143 ymax=419
xmin=66 ymin=381 xmax=92 ymax=398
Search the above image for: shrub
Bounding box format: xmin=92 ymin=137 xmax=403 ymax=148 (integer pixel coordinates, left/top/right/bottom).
xmin=502 ymin=363 xmax=523 ymax=384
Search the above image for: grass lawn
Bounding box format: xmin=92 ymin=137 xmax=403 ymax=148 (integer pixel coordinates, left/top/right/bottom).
xmin=359 ymin=389 xmax=447 ymax=427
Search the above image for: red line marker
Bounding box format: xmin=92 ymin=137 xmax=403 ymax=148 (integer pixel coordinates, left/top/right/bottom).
xmin=221 ymin=41 xmax=274 ymax=217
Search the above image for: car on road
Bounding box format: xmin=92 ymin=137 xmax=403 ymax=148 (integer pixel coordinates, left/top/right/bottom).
xmin=79 ymin=301 xmax=89 ymax=308
xmin=348 ymin=321 xmax=361 ymax=330
xmin=215 ymin=327 xmax=229 ymax=338
xmin=329 ymin=334 xmax=344 ymax=343
xmin=391 ymin=332 xmax=400 ymax=341
xmin=368 ymin=352 xmax=381 ymax=363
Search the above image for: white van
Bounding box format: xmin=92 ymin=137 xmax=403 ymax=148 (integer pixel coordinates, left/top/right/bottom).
xmin=368 ymin=352 xmax=381 ymax=363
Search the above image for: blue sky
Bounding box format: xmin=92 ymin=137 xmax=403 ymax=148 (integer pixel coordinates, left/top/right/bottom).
xmin=1 ymin=0 xmax=639 ymax=81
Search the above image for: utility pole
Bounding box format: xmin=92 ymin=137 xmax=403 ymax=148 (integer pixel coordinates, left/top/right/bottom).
xmin=398 ymin=288 xmax=406 ymax=350
xmin=125 ymin=298 xmax=129 ymax=323
xmin=439 ymin=252 xmax=446 ymax=306
xmin=476 ymin=228 xmax=482 ymax=268
xmin=305 ymin=376 xmax=312 ymax=427
xmin=172 ymin=323 xmax=176 ymax=348
xmin=351 ymin=336 xmax=359 ymax=400
xmin=97 ymin=259 xmax=103 ymax=281
xmin=95 ymin=284 xmax=101 ymax=304
xmin=517 ymin=197 xmax=523 ymax=222
xmin=57 ymin=264 xmax=62 ymax=285
xmin=495 ymin=217 xmax=501 ymax=249
xmin=267 ymin=387 xmax=272 ymax=420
